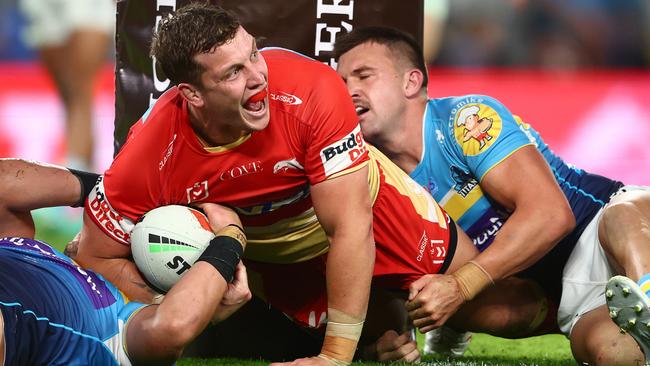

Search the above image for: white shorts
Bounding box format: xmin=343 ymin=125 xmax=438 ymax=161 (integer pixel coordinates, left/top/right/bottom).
xmin=558 ymin=185 xmax=649 ymax=336
xmin=19 ymin=0 xmax=116 ymax=48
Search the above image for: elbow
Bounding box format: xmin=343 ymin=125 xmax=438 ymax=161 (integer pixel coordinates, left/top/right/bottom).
xmin=151 ymin=316 xmax=197 ymax=359
xmin=558 ymin=201 xmax=576 ymax=236
xmin=546 ymin=202 xmax=575 ymax=241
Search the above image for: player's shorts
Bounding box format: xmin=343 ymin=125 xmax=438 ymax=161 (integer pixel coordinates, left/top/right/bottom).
xmin=19 ymin=0 xmax=115 ymax=48
xmin=558 ymin=185 xmax=649 ymax=336
xmin=245 ymin=163 xmax=458 ymax=329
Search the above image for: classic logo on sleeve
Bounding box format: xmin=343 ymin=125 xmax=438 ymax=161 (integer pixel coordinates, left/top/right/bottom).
xmin=320 ymin=125 xmax=367 ymax=177
xmin=453 ymin=104 xmax=502 ymax=156
xmin=86 ymin=176 xmax=135 ymax=245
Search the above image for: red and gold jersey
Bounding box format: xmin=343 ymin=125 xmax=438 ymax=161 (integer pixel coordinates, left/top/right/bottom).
xmin=247 ymin=147 xmax=460 ymax=328
xmin=86 ymin=49 xmax=369 ymax=263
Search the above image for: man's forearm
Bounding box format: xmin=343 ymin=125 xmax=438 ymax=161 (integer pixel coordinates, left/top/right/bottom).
xmin=326 ymin=239 xmax=374 ymax=318
xmin=79 ymin=255 xmax=160 ymax=303
xmin=0 ymin=159 xmax=82 ymax=238
xmin=475 ymin=206 xmax=573 ymax=280
xmin=322 ymin=232 xmax=375 ymax=364
xmin=0 ymin=159 xmax=80 ymax=210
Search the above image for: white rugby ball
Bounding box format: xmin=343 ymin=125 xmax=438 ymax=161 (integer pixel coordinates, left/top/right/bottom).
xmin=131 ymin=205 xmax=215 ymax=293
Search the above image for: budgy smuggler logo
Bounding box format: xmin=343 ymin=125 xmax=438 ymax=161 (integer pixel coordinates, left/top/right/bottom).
xmin=319 ymin=125 xmax=367 ymax=177
xmin=453 ymin=104 xmax=502 ymax=156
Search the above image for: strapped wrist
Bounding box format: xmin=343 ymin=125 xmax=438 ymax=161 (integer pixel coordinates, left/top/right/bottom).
xmin=196 ymin=224 xmax=246 ymax=283
xmin=451 ymin=260 xmax=494 ymax=301
xmin=319 ymin=308 xmax=364 ymax=365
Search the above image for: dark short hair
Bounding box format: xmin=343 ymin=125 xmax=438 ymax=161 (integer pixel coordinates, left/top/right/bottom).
xmin=334 ymin=26 xmax=428 ymax=88
xmin=150 ymin=2 xmax=240 ymax=86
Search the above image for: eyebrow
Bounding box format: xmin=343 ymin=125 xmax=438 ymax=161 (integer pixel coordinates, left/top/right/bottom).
xmin=352 ymin=66 xmax=374 ymax=75
xmin=220 ymin=37 xmax=257 ymax=78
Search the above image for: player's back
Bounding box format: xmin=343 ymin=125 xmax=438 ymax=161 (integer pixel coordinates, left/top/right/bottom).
xmin=0 ymin=237 xmax=143 ymax=365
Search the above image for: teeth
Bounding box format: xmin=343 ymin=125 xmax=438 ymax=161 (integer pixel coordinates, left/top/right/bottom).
xmin=355 ymin=106 xmax=369 ymax=115
xmin=610 ymin=310 xmax=618 ymax=318
xmin=628 ymin=319 xmax=637 ymax=326
xmin=606 ymin=289 xmax=614 ymax=299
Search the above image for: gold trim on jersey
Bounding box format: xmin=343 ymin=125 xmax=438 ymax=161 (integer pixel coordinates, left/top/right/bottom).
xmin=368 ymin=146 xmax=447 ymax=228
xmin=478 ymin=143 xmax=533 ymax=183
xmin=366 ymin=156 xmax=380 ymax=205
xmin=198 ymin=133 xmax=252 ymax=153
xmin=438 ymin=184 xmax=484 ymax=222
xmin=244 ymin=208 xmax=329 ymax=263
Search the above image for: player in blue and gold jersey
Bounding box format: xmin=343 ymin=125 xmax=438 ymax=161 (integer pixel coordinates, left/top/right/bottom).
xmin=335 ymin=27 xmax=650 ymax=366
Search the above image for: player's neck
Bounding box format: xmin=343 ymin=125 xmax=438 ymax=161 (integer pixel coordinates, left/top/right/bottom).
xmin=374 ymin=102 xmax=424 ymax=174
xmin=188 ymin=104 xmax=247 ymax=147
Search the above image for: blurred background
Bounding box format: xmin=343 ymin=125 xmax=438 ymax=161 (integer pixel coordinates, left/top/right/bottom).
xmin=0 ymin=0 xmax=648 ymax=246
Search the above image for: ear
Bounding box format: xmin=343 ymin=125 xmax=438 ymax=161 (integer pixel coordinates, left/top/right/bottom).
xmin=403 ymin=69 xmax=425 ymax=98
xmin=178 ymin=83 xmax=204 ymax=108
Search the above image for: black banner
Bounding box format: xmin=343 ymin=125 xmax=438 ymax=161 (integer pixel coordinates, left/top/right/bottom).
xmin=115 ymin=0 xmax=423 ymax=153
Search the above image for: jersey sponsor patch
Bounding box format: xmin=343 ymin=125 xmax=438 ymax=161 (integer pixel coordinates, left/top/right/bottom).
xmin=86 ymin=176 xmax=134 ymax=245
xmin=270 ymin=91 xmax=303 ymax=105
xmin=320 ymin=125 xmax=367 ymax=177
xmin=453 ymin=103 xmax=502 ymax=156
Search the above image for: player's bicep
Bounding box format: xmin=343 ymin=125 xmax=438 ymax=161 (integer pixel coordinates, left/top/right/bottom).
xmin=310 ymin=164 xmax=373 ymax=241
xmin=77 ymin=210 xmax=132 ymax=262
xmin=480 ymin=145 xmax=563 ymax=210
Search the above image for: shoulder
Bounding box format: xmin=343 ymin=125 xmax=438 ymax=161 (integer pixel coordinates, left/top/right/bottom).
xmin=119 ymin=88 xmax=183 ymax=154
xmin=133 ymin=88 xmax=183 ymax=131
xmin=433 ymin=94 xmax=510 ymax=116
xmin=263 ymin=48 xmax=344 ymax=95
xmin=264 ymin=48 xmax=352 ymax=126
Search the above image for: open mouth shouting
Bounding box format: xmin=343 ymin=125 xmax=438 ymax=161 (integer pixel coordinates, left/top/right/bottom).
xmin=354 ymin=101 xmax=370 ymax=117
xmin=243 ymin=88 xmax=268 ymax=115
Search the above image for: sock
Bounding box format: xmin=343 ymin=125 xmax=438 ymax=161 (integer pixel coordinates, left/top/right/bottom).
xmin=637 ymin=273 xmax=650 ymax=297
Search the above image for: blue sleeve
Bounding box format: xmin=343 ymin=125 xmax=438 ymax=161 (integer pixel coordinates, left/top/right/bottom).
xmin=446 ymin=95 xmax=534 ymax=180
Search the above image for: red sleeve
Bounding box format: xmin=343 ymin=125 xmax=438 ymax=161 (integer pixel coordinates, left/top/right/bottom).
xmin=85 ymin=91 xmax=178 ymax=244
xmin=265 ymin=50 xmax=369 ymax=185
xmin=305 ymin=64 xmax=368 ymax=184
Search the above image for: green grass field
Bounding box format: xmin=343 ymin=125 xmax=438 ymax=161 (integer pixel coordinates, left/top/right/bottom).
xmin=33 ymin=209 xmax=576 ymax=366
xmin=175 ymin=334 xmax=574 ymax=366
